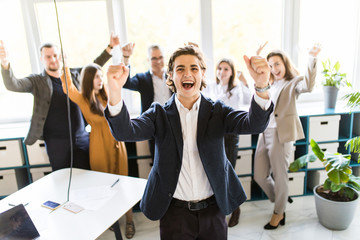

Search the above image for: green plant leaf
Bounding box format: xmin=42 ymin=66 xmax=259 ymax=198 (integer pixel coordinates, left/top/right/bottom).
xmin=289 ymin=153 xmax=317 ymax=171
xmin=342 ymin=187 xmax=355 ymax=199
xmin=330 ymin=181 xmax=343 ymax=192
xmin=310 ymin=139 xmax=324 ymax=160
xmin=328 ymin=168 xmax=341 ymax=185
xmin=323 ymin=178 xmax=332 ymax=190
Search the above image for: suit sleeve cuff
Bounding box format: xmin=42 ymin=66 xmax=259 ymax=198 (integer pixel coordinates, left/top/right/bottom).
xmin=108 ymin=100 xmax=123 ymax=116
xmin=253 ymin=93 xmax=272 ymax=110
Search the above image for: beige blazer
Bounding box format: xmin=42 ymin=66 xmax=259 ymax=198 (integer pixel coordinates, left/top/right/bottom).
xmin=274 ymin=57 xmax=317 ymax=143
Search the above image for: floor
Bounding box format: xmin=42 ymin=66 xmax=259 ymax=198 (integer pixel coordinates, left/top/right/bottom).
xmin=97 ymin=195 xmax=360 ymax=240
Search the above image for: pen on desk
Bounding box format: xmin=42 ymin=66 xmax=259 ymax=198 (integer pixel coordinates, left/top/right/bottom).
xmin=111 ymin=178 xmax=120 ymax=188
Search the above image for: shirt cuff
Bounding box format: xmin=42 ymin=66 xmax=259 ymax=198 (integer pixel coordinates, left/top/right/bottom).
xmin=253 ymin=93 xmax=272 ymax=111
xmin=108 ymin=100 xmax=123 ymax=116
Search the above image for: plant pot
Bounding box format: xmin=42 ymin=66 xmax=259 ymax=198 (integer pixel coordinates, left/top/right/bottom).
xmin=323 ymin=86 xmax=339 ymax=109
xmin=313 ymin=184 xmax=359 ymax=230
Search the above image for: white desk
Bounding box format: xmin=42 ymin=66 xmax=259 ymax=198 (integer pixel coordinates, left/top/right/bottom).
xmin=0 ymin=168 xmax=147 ymax=240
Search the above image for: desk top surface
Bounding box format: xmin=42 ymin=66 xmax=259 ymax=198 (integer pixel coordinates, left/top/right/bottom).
xmin=0 ymin=168 xmax=147 ymax=240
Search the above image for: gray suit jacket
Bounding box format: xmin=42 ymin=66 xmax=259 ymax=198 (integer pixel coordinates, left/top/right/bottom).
xmin=1 ymin=50 xmax=111 ymax=145
xmin=105 ymin=94 xmax=273 ymax=220
xmin=274 ymin=57 xmax=317 ymax=143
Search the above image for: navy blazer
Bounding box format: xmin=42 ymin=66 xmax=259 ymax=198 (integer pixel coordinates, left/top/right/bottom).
xmin=123 ymin=70 xmax=172 ymax=113
xmin=105 ymin=94 xmax=273 ymax=220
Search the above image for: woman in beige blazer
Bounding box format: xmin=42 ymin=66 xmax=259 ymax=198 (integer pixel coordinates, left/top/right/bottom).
xmin=254 ymin=44 xmax=321 ymax=229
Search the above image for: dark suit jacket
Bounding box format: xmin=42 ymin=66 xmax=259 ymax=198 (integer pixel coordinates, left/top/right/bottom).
xmin=105 ymin=94 xmax=273 ymax=220
xmin=123 ymin=70 xmax=172 ymax=113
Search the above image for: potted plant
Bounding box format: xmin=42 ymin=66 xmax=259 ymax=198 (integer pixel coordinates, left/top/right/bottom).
xmin=321 ymin=58 xmax=351 ymax=109
xmin=289 ymin=139 xmax=360 ymax=230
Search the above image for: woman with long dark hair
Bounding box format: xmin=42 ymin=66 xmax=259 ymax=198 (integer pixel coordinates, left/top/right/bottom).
xmin=61 ymin=63 xmax=135 ymax=238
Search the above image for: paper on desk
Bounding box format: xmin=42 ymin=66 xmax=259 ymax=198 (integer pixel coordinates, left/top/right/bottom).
xmin=69 ymin=186 xmax=117 ymax=210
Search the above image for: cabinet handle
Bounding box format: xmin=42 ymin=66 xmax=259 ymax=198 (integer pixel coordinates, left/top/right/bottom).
xmin=321 ymin=148 xmax=327 ymax=152
xmin=289 ymin=177 xmax=294 ymax=181
xmin=39 ymin=143 xmax=45 ymax=147
xmin=320 ymin=121 xmax=328 ymax=125
xmin=0 ymin=176 xmax=3 ymax=180
xmin=0 ymin=146 xmax=6 ymax=150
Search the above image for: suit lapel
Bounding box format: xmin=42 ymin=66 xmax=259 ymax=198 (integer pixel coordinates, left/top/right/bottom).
xmin=165 ymin=95 xmax=183 ymax=159
xmin=146 ymin=71 xmax=155 ymax=98
xmin=197 ymin=94 xmax=212 ymax=145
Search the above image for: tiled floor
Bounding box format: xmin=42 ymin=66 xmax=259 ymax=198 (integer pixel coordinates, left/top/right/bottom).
xmin=97 ymin=196 xmax=360 ymax=240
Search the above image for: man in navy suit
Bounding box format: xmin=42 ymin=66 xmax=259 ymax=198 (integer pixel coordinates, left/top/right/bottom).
xmin=121 ymin=43 xmax=172 ymax=113
xmin=105 ymin=45 xmax=273 ymax=239
xmin=121 ymin=43 xmax=172 ymax=162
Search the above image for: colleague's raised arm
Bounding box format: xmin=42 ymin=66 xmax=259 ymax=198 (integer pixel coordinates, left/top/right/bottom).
xmin=121 ymin=42 xmax=135 ymax=65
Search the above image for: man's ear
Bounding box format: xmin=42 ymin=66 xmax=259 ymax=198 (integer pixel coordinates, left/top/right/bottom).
xmin=201 ymin=69 xmax=206 ymax=78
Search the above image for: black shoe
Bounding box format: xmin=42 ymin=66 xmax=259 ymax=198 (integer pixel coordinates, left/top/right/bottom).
xmin=228 ymin=208 xmax=241 ymax=227
xmin=288 ymin=197 xmax=293 ymax=204
xmin=264 ymin=213 xmax=285 ymax=230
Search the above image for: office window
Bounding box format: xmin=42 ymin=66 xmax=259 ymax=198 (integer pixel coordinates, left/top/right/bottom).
xmin=123 ymin=0 xmax=201 ymax=115
xmin=298 ymin=0 xmax=359 ymax=90
xmin=124 ymin=0 xmax=201 ymax=73
xmin=34 ymin=0 xmax=110 ymax=68
xmin=212 ymin=0 xmax=282 ymax=85
xmin=0 ymin=0 xmax=33 ymax=123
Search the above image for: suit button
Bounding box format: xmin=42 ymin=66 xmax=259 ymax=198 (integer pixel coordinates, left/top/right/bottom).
xmin=168 ymin=193 xmax=172 ymax=197
xmin=176 ymin=168 xmax=179 ymax=173
xmin=275 ymin=114 xmax=278 ymax=117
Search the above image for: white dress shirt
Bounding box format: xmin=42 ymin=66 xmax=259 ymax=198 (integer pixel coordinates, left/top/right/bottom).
xmin=267 ymin=79 xmax=287 ymax=128
xmin=172 ymin=96 xmax=214 ymax=201
xmin=151 ymin=70 xmax=172 ymax=105
xmin=203 ymin=82 xmax=252 ymax=109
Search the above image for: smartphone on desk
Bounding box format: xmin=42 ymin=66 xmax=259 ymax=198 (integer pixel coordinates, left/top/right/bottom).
xmin=42 ymin=200 xmax=61 ymax=210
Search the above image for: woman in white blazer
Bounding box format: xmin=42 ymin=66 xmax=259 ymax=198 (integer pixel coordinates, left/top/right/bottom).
xmin=204 ymin=58 xmax=252 ymax=227
xmin=254 ymin=44 xmax=321 ymax=229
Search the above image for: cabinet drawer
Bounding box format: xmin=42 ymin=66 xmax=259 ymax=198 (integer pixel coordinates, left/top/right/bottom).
xmin=30 ymin=167 xmax=52 ymax=182
xmin=238 ymin=134 xmax=252 ymax=148
xmin=0 ymin=169 xmax=19 ymax=195
xmin=288 ymin=172 xmax=305 ymax=196
xmin=235 ymin=150 xmax=252 ymax=175
xmin=0 ymin=140 xmax=25 ymax=168
xmin=26 ymin=140 xmax=50 ymax=165
xmin=309 ymin=115 xmax=340 ymax=141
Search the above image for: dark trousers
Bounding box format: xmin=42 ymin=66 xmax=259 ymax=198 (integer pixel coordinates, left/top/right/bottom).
xmin=224 ymin=134 xmax=239 ymax=168
xmin=44 ymin=136 xmax=90 ymax=171
xmin=160 ymin=202 xmax=227 ymax=240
